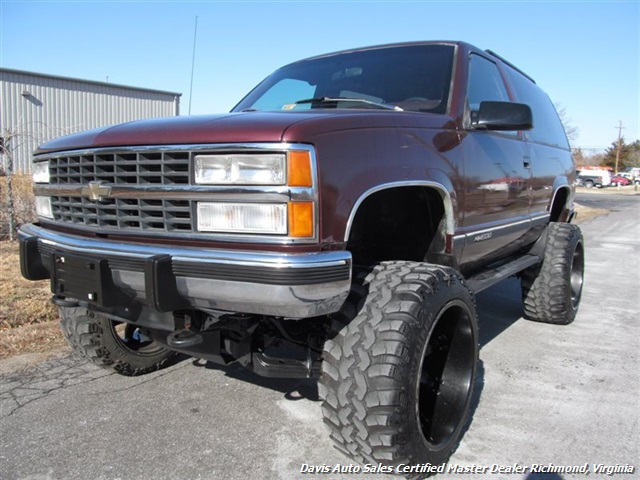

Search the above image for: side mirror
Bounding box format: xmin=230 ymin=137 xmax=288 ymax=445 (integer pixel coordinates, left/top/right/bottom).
xmin=470 ymin=101 xmax=533 ymax=131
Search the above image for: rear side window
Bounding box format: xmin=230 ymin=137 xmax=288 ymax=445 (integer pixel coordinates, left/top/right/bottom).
xmin=502 ymin=66 xmax=570 ymax=149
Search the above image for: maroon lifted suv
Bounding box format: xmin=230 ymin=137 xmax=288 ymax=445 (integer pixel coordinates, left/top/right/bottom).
xmin=20 ymin=41 xmax=584 ymax=471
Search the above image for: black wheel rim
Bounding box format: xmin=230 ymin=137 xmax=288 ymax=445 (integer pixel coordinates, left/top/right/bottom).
xmin=570 ymin=240 xmax=585 ymax=309
xmin=417 ymin=301 xmax=476 ymax=448
xmin=111 ymin=321 xmax=164 ymax=356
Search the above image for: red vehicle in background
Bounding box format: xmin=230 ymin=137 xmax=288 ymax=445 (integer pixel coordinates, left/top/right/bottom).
xmin=611 ymin=175 xmax=631 ymax=186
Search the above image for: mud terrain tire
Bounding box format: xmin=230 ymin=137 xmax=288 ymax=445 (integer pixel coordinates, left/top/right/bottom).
xmin=320 ymin=261 xmax=478 ymax=468
xmin=59 ymin=307 xmax=175 ymax=376
xmin=521 ymin=222 xmax=584 ymax=325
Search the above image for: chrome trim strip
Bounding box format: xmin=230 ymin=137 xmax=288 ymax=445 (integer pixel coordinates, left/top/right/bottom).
xmin=34 ymin=184 xmax=294 ymax=202
xmin=455 ymin=214 xmax=550 ymax=247
xmin=530 ymin=213 xmax=551 ymax=228
xmin=453 ymin=235 xmax=466 ymax=250
xmin=22 ymin=224 xmax=348 ymax=268
xmin=548 ymin=184 xmax=572 ymax=214
xmin=344 ymin=181 xmax=456 ymax=242
xmin=462 ymin=216 xmax=532 ymax=237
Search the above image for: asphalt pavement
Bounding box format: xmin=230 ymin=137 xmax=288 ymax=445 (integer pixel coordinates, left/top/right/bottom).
xmin=1 ymin=193 xmax=638 ymax=480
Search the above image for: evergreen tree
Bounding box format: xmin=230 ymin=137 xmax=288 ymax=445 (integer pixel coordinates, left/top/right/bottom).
xmin=601 ymin=137 xmax=631 ymax=171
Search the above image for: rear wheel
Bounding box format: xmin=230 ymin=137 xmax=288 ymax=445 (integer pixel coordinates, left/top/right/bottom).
xmin=320 ymin=261 xmax=478 ymax=468
xmin=521 ymin=223 xmax=584 ymax=325
xmin=59 ymin=307 xmax=175 ymax=376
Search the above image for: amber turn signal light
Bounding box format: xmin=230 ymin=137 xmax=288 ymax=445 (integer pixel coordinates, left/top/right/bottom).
xmin=288 ymin=151 xmax=313 ymax=187
xmin=288 ymin=202 xmax=314 ymax=237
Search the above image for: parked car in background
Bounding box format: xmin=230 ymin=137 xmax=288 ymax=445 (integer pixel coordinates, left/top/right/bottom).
xmin=577 ymin=173 xmax=605 ymax=188
xmin=620 ymin=168 xmax=640 ymax=185
xmin=577 ymin=168 xmax=612 ymax=188
xmin=611 ymin=175 xmax=631 ymax=186
xmin=616 ymin=172 xmax=634 ymax=182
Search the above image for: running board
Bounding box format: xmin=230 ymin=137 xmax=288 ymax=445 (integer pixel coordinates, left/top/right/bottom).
xmin=466 ymin=254 xmax=541 ymax=293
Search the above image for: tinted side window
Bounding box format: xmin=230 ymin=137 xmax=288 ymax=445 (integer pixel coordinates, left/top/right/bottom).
xmin=503 ymin=65 xmax=570 ymax=149
xmin=467 ymin=54 xmax=510 ymax=111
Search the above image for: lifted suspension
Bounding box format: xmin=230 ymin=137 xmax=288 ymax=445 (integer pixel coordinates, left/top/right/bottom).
xmin=151 ymin=311 xmax=328 ymax=378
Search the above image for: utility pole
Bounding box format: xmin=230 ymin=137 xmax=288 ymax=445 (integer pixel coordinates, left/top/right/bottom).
xmin=615 ymin=121 xmax=625 ymax=174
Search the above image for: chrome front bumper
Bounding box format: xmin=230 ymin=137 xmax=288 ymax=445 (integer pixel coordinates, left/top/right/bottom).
xmin=18 ymin=224 xmax=352 ymax=318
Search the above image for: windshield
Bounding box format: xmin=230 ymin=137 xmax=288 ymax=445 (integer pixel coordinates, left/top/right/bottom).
xmin=232 ymin=44 xmax=455 ymax=114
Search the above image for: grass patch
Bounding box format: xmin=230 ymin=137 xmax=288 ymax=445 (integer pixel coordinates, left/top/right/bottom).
xmin=0 ymin=176 xmax=67 ymax=361
xmin=0 ymin=321 xmax=69 ymax=360
xmin=0 ymin=241 xmax=57 ymax=329
xmin=0 ymin=175 xmax=37 ymax=240
xmin=574 ymin=202 xmax=609 ymax=223
xmin=0 ymin=240 xmax=66 ymax=360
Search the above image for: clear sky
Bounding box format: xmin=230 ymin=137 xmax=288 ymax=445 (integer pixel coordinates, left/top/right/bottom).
xmin=1 ymin=0 xmax=638 ymax=152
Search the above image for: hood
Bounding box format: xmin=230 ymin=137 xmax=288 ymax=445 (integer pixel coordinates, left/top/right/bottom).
xmin=36 ymin=110 xmax=452 ymax=154
xmin=36 ymin=113 xmax=302 ymax=154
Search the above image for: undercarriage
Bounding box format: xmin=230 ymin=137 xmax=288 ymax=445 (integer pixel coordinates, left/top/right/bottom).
xmin=149 ymin=310 xmax=329 ymax=378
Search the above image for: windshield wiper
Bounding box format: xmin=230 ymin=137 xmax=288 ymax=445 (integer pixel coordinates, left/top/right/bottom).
xmin=295 ymin=97 xmax=403 ymax=111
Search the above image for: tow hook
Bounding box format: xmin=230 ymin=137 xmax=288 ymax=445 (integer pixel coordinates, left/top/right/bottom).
xmin=167 ymin=329 xmax=203 ymax=348
xmin=51 ymin=295 xmax=80 ymax=308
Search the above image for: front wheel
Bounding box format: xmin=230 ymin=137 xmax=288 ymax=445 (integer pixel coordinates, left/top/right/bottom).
xmin=320 ymin=262 xmax=478 ymax=468
xmin=59 ymin=307 xmax=176 ymax=376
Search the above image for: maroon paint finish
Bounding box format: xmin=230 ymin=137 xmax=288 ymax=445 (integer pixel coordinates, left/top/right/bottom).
xmin=36 ymin=112 xmax=327 ymax=153
xmin=34 ymin=41 xmax=574 ymax=272
xmin=282 ymin=112 xmax=462 ymax=244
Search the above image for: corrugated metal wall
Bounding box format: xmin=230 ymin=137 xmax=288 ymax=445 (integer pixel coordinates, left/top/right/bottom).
xmin=0 ymin=68 xmax=181 ymax=174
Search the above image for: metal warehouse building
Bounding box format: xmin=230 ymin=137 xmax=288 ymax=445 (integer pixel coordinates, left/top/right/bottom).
xmin=0 ymin=68 xmax=181 ymax=174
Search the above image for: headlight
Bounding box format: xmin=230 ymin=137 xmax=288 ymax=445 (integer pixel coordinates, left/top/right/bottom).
xmin=195 ymin=154 xmax=286 ymax=185
xmin=32 ymin=162 xmax=50 ymax=183
xmin=194 ymin=150 xmax=315 ymax=238
xmin=197 ymin=202 xmax=287 ymax=234
xmin=35 ymin=196 xmax=53 ymax=218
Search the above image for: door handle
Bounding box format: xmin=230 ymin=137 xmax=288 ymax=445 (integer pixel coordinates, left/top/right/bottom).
xmin=523 ymin=156 xmax=531 ymax=169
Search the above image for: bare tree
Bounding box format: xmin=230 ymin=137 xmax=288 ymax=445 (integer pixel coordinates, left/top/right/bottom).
xmin=1 ymin=126 xmax=41 ymax=241
xmin=1 ymin=129 xmax=18 ymax=240
xmin=0 ymin=120 xmax=79 ymax=240
xmin=555 ymin=103 xmax=579 ymax=147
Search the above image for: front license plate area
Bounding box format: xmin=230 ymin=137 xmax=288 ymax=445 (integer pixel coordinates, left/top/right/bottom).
xmin=51 ymin=253 xmax=119 ymax=307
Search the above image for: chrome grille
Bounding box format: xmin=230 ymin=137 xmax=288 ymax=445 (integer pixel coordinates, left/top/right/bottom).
xmin=45 ymin=149 xmax=193 ymax=233
xmin=49 ymin=151 xmax=190 ymax=185
xmin=34 ymin=142 xmax=319 ymax=244
xmin=50 ymin=196 xmax=192 ymax=232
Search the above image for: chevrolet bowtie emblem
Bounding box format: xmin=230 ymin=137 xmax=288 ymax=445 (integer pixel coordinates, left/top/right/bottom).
xmin=82 ymin=181 xmax=112 ymax=202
